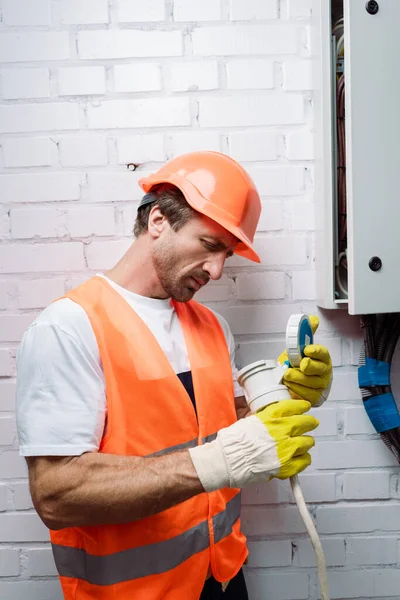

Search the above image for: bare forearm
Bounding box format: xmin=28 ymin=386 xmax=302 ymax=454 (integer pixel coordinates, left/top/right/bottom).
xmin=28 ymin=450 xmax=203 ymax=530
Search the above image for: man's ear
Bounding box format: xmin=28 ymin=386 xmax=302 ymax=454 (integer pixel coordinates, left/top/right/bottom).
xmin=147 ymin=205 xmax=170 ymax=239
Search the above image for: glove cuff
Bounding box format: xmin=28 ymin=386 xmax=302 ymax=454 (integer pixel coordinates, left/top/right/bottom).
xmin=189 ymin=439 xmax=230 ymax=493
xmin=190 ymin=416 xmax=282 ymax=491
xmin=218 ymin=416 xmax=280 ymax=487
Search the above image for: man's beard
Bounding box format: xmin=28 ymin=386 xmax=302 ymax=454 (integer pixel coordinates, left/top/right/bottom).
xmin=152 ymin=244 xmax=199 ymax=302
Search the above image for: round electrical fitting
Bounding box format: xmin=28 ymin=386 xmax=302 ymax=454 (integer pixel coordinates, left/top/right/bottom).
xmin=285 ymin=314 xmax=314 ymax=368
xmin=366 ymin=0 xmax=379 ymax=14
xmin=369 ymin=256 xmax=382 ymax=272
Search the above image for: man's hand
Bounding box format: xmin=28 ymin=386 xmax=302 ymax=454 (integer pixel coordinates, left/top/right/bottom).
xmin=278 ymin=315 xmax=332 ymax=407
xmin=189 ymin=400 xmax=319 ymax=491
xmin=234 ymin=395 xmax=251 ymax=420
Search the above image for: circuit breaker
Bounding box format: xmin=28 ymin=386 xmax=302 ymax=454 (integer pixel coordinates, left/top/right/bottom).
xmin=313 ymin=0 xmax=400 ymax=315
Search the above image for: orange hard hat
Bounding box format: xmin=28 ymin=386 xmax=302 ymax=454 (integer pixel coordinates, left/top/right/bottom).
xmin=138 ymin=151 xmax=261 ymax=263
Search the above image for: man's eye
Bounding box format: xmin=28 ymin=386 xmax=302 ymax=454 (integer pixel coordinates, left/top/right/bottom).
xmin=202 ymin=240 xmax=217 ymax=251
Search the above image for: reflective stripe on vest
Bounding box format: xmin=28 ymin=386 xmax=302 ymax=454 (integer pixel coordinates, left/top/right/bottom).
xmin=147 ymin=433 xmax=218 ymax=458
xmin=52 ymin=493 xmax=241 ymax=586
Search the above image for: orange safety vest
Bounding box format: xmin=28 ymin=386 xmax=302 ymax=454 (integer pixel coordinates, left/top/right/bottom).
xmin=50 ymin=276 xmax=248 ymax=599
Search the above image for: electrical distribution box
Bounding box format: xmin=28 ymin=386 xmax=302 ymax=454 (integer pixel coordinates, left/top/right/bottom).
xmin=313 ymin=0 xmax=400 ymax=315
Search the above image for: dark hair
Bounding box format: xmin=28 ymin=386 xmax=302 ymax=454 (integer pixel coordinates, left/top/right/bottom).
xmin=133 ymin=185 xmax=195 ymax=237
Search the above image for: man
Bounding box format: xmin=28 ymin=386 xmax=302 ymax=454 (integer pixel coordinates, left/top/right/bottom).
xmin=16 ymin=151 xmax=332 ymax=599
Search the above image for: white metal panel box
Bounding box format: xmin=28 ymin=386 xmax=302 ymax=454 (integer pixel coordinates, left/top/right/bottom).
xmin=345 ymin=0 xmax=400 ymax=314
xmin=313 ymin=0 xmax=400 ymax=314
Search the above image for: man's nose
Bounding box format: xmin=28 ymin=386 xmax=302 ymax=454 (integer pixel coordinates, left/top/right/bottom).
xmin=203 ymin=253 xmax=226 ymax=281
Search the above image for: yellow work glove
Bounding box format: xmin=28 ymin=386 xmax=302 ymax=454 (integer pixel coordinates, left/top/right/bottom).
xmin=189 ymin=400 xmax=318 ymax=491
xmin=256 ymin=400 xmax=318 ymax=479
xmin=278 ymin=315 xmax=333 ymax=407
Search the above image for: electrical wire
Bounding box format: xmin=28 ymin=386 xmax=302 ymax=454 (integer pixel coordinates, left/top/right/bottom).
xmin=335 ymin=252 xmax=348 ymax=296
xmin=359 ymin=313 xmax=400 ymax=461
xmin=336 ymin=72 xmax=347 ymax=258
xmin=290 ymin=476 xmax=330 ymax=600
xmin=336 ymin=34 xmax=345 ymax=58
xmin=333 ymin=16 xmax=348 ymax=298
xmin=332 ymin=19 xmax=344 ymax=35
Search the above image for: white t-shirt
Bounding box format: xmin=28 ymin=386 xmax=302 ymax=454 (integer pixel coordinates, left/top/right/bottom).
xmin=16 ymin=275 xmax=242 ymax=457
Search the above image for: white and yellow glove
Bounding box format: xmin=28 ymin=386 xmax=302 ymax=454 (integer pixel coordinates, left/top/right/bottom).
xmin=278 ymin=316 xmax=333 ymax=407
xmin=189 ymin=400 xmax=319 ymax=492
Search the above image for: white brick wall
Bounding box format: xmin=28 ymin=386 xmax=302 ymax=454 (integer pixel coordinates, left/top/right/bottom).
xmin=0 ymin=351 xmax=14 ymax=377
xmin=116 ymin=0 xmax=165 ymax=23
xmin=287 ymin=0 xmax=313 ymax=19
xmin=174 ymin=0 xmax=222 ymax=22
xmin=192 ymin=25 xmax=298 ymax=55
xmin=228 ymin=131 xmax=278 ymax=161
xmin=0 ymin=33 xmax=70 ymax=63
xmin=78 ymin=30 xmax=183 ymax=59
xmin=0 ymin=548 xmax=20 ymax=576
xmin=26 ymin=548 xmax=58 ymax=577
xmin=169 ymin=132 xmax=221 ymax=156
xmin=58 ymin=67 xmax=106 ymax=96
xmin=113 ymin=64 xmax=162 ymax=93
xmin=10 ymin=206 xmax=115 ymax=239
xmin=198 ymin=95 xmax=304 ymax=127
xmin=3 ymin=0 xmax=51 ymax=27
xmin=1 ymin=173 xmax=83 ymax=203
xmin=168 ymin=61 xmax=219 ymax=92
xmin=13 ymin=482 xmax=34 ymax=510
xmin=0 ymin=2 xmax=398 ymax=599
xmin=1 ymin=69 xmax=51 ymax=100
xmin=0 ymin=103 xmax=79 ymax=133
xmin=226 ymin=58 xmax=274 ymax=89
xmin=116 ymin=134 xmax=166 ymax=164
xmin=59 ymin=136 xmax=108 ymax=167
xmin=283 ymin=59 xmax=313 ymax=90
xmin=230 ymin=0 xmax=278 ymax=21
xmin=59 ymin=0 xmax=109 ymax=25
xmin=286 ymin=131 xmax=314 ymax=160
xmin=2 ymin=138 xmax=57 ymax=168
xmin=294 ymin=538 xmax=345 ymax=567
xmin=87 ymin=98 xmax=191 ymax=129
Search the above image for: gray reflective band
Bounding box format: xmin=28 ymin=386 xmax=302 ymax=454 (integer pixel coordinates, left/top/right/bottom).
xmin=146 ymin=433 xmax=218 ymax=458
xmin=213 ymin=493 xmax=240 ymax=543
xmin=52 ymin=493 xmax=241 ymax=586
xmin=147 ymin=437 xmax=198 ymax=457
xmin=203 ymin=433 xmax=217 ymax=444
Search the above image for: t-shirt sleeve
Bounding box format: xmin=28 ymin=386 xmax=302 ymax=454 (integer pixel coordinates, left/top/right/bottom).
xmin=16 ymin=311 xmax=107 ymax=457
xmin=209 ymin=310 xmax=244 ymax=398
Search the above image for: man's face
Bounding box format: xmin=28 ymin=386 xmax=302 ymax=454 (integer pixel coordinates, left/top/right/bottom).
xmin=152 ymin=213 xmax=237 ymax=302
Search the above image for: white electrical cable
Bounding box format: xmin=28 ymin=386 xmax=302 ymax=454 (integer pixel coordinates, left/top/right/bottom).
xmin=332 ymin=17 xmax=344 ymax=31
xmin=286 ymin=315 xmax=330 ymax=600
xmin=239 ymin=315 xmax=331 ymax=599
xmin=290 ymin=475 xmax=330 ymax=600
xmin=336 ymin=33 xmax=345 ymax=57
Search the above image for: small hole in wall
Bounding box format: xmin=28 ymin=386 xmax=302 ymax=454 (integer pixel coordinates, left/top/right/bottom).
xmin=291 ymin=542 xmax=298 ymax=562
